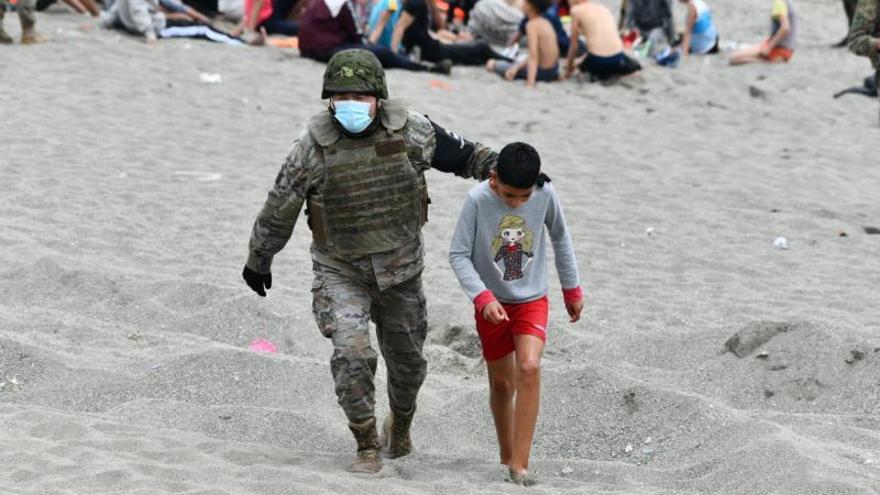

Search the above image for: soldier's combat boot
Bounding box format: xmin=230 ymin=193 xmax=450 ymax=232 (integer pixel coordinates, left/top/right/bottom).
xmin=347 ymin=417 xmax=382 ymax=474
xmin=19 ymin=7 xmax=46 ymax=45
xmin=0 ymin=10 xmax=13 ymax=45
xmin=382 ymin=407 xmax=414 ymax=459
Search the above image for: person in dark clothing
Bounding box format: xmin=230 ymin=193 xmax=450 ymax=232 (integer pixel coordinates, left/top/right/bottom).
xmin=510 ymin=3 xmax=584 ymax=57
xmin=298 ymin=0 xmax=450 ymax=73
xmin=389 ymin=0 xmax=510 ymax=65
xmin=622 ymin=0 xmax=675 ymax=56
xmin=239 ymin=0 xmax=302 ymax=36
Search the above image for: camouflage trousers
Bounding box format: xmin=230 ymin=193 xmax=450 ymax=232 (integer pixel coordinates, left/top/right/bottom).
xmin=312 ymin=262 xmax=428 ymax=423
xmin=0 ymin=0 xmax=36 ymax=29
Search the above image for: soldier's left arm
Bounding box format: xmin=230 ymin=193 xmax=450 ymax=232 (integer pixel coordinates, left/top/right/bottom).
xmin=404 ymin=112 xmax=497 ymax=181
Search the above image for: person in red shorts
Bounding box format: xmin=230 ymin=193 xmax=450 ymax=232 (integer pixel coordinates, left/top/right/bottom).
xmin=448 ymin=142 xmax=584 ymax=486
xmin=729 ymin=0 xmax=797 ymax=65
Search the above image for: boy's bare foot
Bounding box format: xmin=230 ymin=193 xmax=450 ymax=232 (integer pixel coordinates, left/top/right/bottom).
xmin=21 ymin=31 xmax=48 ymax=44
xmin=0 ymin=30 xmax=13 ymax=44
xmin=509 ymin=467 xmax=537 ymax=487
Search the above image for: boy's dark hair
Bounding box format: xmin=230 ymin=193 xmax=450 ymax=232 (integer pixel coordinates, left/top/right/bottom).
xmin=525 ymin=0 xmax=552 ymax=13
xmin=496 ymin=142 xmax=551 ymax=189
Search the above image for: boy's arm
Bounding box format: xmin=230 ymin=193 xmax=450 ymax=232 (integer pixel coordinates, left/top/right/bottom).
xmin=246 ymin=130 xmax=317 ymax=274
xmin=848 ymin=0 xmax=880 ymax=63
xmin=544 ymin=186 xmax=583 ymax=305
xmin=681 ymin=2 xmax=696 ymax=56
xmin=404 ymin=112 xmax=497 ymax=180
xmin=390 ymin=10 xmax=415 ymax=52
xmin=449 ymin=195 xmax=496 ymax=313
xmin=369 ymin=9 xmax=393 ymax=44
xmin=764 ymin=1 xmax=791 ymax=51
xmin=524 ymin=21 xmax=540 ymax=87
xmin=246 ymin=0 xmax=265 ymax=31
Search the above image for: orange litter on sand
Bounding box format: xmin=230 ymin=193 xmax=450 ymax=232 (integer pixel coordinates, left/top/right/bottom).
xmin=268 ymin=36 xmax=299 ymax=49
xmin=428 ymin=79 xmax=452 ymax=91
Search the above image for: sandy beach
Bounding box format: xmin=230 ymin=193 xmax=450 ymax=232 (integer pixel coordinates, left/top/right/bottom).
xmin=1 ymin=0 xmax=880 ymax=493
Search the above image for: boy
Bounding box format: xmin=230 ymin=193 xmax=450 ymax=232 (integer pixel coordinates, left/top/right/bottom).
xmin=486 ymin=0 xmax=559 ymax=86
xmin=0 ymin=0 xmax=46 ymax=44
xmin=449 ymin=142 xmax=584 ymax=486
xmin=366 ymin=0 xmax=401 ymax=48
xmin=100 ymin=0 xmax=166 ymax=43
xmin=677 ymin=0 xmax=718 ymax=57
xmin=564 ymin=0 xmax=641 ymax=81
xmin=729 ymin=0 xmax=796 ymax=65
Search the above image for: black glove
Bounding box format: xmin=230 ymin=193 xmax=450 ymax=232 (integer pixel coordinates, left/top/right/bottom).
xmin=242 ymin=266 xmax=272 ymax=297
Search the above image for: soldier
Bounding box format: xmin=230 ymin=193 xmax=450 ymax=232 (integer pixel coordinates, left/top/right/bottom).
xmin=848 ymin=0 xmax=880 ymax=121
xmin=0 ymin=0 xmax=46 ymax=44
xmin=241 ymin=49 xmax=497 ymax=474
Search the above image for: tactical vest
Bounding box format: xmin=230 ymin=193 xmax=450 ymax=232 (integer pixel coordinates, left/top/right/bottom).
xmin=305 ymin=100 xmax=429 ymax=257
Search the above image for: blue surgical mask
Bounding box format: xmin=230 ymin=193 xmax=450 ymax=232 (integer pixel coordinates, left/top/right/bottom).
xmin=333 ymin=100 xmax=374 ymax=134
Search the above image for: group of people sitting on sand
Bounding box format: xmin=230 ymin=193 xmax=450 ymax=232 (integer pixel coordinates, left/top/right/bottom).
xmin=1 ymin=0 xmax=802 ymax=84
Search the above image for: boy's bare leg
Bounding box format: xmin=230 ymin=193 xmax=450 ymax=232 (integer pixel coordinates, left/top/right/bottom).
xmin=508 ymin=334 xmax=544 ymax=484
xmin=485 ymin=352 xmax=516 ymax=465
xmin=79 ymin=0 xmax=101 ymax=17
xmin=729 ymin=44 xmax=763 ymax=65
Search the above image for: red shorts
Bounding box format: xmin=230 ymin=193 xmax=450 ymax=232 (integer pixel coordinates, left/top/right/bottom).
xmin=761 ymin=45 xmax=793 ymax=63
xmin=474 ymin=296 xmax=548 ymax=362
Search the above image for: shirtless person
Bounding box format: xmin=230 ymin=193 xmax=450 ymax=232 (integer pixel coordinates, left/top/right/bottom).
xmin=564 ymin=0 xmax=641 ymax=81
xmin=486 ymin=0 xmax=559 ymax=86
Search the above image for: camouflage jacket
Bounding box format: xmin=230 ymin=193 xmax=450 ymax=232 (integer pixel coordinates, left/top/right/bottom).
xmin=849 ymin=0 xmax=880 ymax=72
xmin=246 ymin=100 xmax=497 ymax=290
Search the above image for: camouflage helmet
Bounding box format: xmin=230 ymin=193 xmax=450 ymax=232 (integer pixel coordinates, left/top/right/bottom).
xmin=322 ymin=49 xmax=388 ymax=100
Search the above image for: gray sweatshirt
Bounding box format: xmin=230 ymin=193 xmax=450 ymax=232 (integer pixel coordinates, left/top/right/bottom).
xmin=449 ymin=180 xmax=582 ymax=309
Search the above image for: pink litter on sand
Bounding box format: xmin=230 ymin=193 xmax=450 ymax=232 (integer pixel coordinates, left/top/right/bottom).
xmin=248 ymin=338 xmax=277 ymax=353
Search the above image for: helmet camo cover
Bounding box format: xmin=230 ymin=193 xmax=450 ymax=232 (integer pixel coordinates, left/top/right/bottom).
xmin=322 ymin=49 xmax=389 ymax=100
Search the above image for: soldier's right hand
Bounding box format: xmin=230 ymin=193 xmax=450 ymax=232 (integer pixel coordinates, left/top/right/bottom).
xmin=242 ymin=266 xmax=272 ymax=297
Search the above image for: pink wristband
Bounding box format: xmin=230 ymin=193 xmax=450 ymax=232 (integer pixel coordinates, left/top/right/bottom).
xmin=562 ymin=286 xmax=583 ymax=303
xmin=473 ymin=290 xmax=498 ymax=314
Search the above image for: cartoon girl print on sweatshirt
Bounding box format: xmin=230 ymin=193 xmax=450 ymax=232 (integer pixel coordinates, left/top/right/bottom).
xmin=491 ymin=214 xmax=534 ymax=281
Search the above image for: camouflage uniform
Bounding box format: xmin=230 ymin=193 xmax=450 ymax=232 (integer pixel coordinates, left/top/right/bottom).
xmin=850 ymin=0 xmax=880 ymax=80
xmin=849 ymin=0 xmax=880 ymax=125
xmin=245 ymin=64 xmax=496 ymax=426
xmin=0 ymin=0 xmax=37 ymax=43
